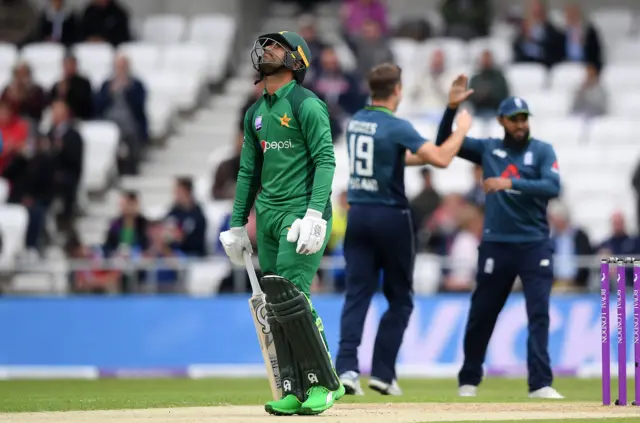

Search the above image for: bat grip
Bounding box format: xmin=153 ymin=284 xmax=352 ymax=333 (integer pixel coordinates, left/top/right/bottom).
xmin=243 ymin=250 xmax=263 ymax=295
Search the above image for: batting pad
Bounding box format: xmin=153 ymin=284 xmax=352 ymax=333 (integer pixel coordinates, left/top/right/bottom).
xmin=262 ymin=275 xmax=340 ymax=391
xmin=265 ymin=303 xmax=304 ymax=400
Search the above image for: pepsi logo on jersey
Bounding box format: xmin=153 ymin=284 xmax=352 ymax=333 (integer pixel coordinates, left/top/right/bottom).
xmin=261 ymin=139 xmax=295 ymax=152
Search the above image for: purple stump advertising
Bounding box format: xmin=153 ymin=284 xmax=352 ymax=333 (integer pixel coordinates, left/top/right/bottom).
xmin=634 ymin=261 xmax=640 ymax=406
xmin=602 ymin=259 xmax=611 ymax=406
xmin=617 ymin=259 xmax=627 ymax=406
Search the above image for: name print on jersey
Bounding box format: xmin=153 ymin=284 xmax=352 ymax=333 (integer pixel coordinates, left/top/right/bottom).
xmin=347 ymin=120 xmax=379 ymax=193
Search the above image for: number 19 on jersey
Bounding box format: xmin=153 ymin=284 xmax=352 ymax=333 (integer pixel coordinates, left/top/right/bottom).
xmin=348 ymin=134 xmax=379 ymax=192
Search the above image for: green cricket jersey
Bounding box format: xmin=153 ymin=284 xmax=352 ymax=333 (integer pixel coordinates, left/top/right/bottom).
xmin=230 ymin=80 xmax=335 ymax=227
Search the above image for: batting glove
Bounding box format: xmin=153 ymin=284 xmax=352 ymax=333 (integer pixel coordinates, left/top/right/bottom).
xmin=219 ymin=226 xmax=252 ymax=266
xmin=286 ymin=209 xmax=327 ymax=255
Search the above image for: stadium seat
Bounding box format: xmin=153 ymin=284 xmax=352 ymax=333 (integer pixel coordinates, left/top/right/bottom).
xmin=161 ymin=44 xmax=209 ymax=87
xmin=77 ymin=121 xmax=120 ymax=193
xmin=523 ymin=91 xmax=572 ymax=117
xmin=0 ymin=204 xmax=28 ymax=271
xmin=549 ymin=62 xmax=585 ymax=92
xmin=117 ymin=42 xmax=162 ymax=79
xmin=505 ymin=63 xmax=548 ymax=95
xmin=73 ymin=42 xmax=115 ymax=73
xmin=0 ymin=43 xmax=18 ymax=73
xmin=534 ymin=117 xmax=587 ymax=145
xmin=431 ymin=157 xmax=474 ymax=194
xmin=146 ymin=92 xmax=176 ymax=139
xmin=609 ymin=37 xmax=640 ymax=63
xmin=0 ymin=69 xmax=11 ymax=93
xmin=591 ymin=9 xmax=634 ymax=38
xmin=20 ymin=43 xmax=64 ymax=89
xmin=186 ymin=259 xmax=231 ymax=296
xmin=390 ymin=39 xmax=420 ymax=72
xmin=187 ymin=14 xmax=237 ymax=83
xmin=142 ymin=14 xmax=186 ymax=45
xmin=608 ymin=91 xmax=638 ymax=118
xmin=145 ymin=70 xmax=201 ymax=112
xmin=203 ymin=200 xmax=233 ymax=246
xmin=601 ymin=64 xmax=640 ymax=91
xmin=423 ymin=37 xmax=468 ymax=68
xmin=588 ymin=116 xmax=635 ymax=145
xmin=0 ymin=178 xmax=8 ymax=203
xmin=467 ymin=37 xmax=513 ymax=67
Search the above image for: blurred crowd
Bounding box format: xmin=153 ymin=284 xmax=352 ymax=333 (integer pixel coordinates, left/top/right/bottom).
xmin=209 ymin=0 xmax=634 ymax=296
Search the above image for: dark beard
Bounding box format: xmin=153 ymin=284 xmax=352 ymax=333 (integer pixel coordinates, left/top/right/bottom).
xmin=504 ymin=130 xmax=530 ymax=150
xmin=258 ymin=60 xmax=283 ymax=75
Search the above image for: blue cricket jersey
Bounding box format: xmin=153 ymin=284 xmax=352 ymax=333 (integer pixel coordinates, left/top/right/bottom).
xmin=436 ymin=107 xmax=561 ymax=243
xmin=345 ymin=106 xmax=426 ymax=208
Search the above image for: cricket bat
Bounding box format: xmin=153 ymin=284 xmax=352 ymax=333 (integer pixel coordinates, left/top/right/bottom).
xmin=243 ymin=250 xmax=282 ymax=400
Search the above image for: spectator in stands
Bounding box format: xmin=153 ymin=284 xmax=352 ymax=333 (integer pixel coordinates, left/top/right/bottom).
xmin=95 ymin=53 xmax=148 ymax=175
xmin=400 ymin=48 xmax=448 ymax=114
xmin=66 ymin=233 xmax=121 ymax=294
xmin=311 ymin=46 xmax=365 ymax=123
xmin=80 ymin=0 xmax=131 ymax=46
xmin=410 ymin=167 xmax=441 ymax=239
xmin=166 ymin=177 xmax=207 ymax=257
xmin=49 ymin=99 xmax=83 ymax=234
xmin=340 ymin=0 xmax=388 ymax=47
xmin=426 ymin=193 xmax=466 ymax=256
xmin=50 ymin=54 xmax=94 ymax=120
xmin=563 ymin=4 xmax=603 ymax=71
xmin=598 ymin=211 xmax=640 ymax=257
xmin=36 ymin=0 xmax=79 ymax=46
xmin=212 ymin=81 xmax=263 ymax=200
xmin=0 ymin=0 xmax=37 ymax=46
xmin=0 ymin=101 xmax=29 ymax=175
xmin=353 ymin=19 xmax=394 ymax=81
xmin=469 ymin=50 xmax=510 ymax=118
xmin=1 ymin=62 xmax=47 ymax=123
xmin=2 ymin=135 xmax=55 ymax=254
xmin=464 ymin=164 xmax=485 ymax=208
xmin=139 ymin=219 xmax=185 ymax=293
xmin=441 ymin=0 xmax=492 ymax=40
xmin=512 ymin=0 xmax=564 ymax=68
xmin=298 ymin=14 xmax=328 ymax=82
xmin=103 ymin=190 xmax=149 ymax=257
xmin=571 ymin=63 xmax=608 ymax=118
xmin=547 ymin=200 xmax=592 ymax=291
xmin=440 ymin=203 xmax=483 ymax=292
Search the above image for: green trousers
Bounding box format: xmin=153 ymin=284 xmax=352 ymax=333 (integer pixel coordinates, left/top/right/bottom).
xmin=256 ymin=206 xmax=333 ymax=357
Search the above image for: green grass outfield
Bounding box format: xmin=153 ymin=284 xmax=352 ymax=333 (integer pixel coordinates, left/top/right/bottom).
xmin=1 ymin=377 xmax=639 ymax=422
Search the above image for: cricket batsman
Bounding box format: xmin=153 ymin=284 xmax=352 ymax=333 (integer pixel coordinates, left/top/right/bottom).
xmin=219 ymin=31 xmax=345 ymax=415
xmin=437 ymin=76 xmax=564 ymax=399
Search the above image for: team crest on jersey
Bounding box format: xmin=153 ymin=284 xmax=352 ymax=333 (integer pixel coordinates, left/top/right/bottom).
xmin=255 ymin=115 xmax=262 ymax=130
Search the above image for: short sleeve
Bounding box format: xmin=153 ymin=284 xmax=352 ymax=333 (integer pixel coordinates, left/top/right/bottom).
xmin=395 ymin=119 xmax=427 ymax=154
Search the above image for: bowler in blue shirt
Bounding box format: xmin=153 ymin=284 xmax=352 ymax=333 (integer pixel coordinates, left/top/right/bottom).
xmin=436 ymin=76 xmax=563 ymax=399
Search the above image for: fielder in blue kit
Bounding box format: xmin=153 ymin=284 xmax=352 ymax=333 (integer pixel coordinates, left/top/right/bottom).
xmin=335 ymin=65 xmax=474 ymax=396
xmin=437 ymin=76 xmax=564 ymax=399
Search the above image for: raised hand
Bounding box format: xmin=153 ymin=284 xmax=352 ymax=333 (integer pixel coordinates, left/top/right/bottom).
xmin=448 ymin=74 xmax=474 ymax=108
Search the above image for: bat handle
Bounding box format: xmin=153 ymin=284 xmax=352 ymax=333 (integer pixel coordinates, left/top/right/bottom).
xmin=243 ymin=250 xmax=263 ymax=295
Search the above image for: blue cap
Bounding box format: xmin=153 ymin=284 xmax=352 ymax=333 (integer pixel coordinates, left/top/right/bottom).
xmin=497 ymin=96 xmax=532 ymax=117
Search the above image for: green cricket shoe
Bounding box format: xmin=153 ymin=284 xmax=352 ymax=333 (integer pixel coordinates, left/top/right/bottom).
xmin=298 ymin=386 xmax=337 ymax=415
xmin=334 ymin=383 xmax=346 ymax=401
xmin=264 ymin=394 xmax=302 ymax=416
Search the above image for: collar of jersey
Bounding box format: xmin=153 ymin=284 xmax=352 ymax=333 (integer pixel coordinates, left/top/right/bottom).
xmin=262 ymin=80 xmax=296 ymax=102
xmin=365 ymin=105 xmax=394 ymax=115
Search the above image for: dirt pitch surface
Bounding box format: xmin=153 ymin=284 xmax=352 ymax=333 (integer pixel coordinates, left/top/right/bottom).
xmin=2 ymin=403 xmax=640 ymax=422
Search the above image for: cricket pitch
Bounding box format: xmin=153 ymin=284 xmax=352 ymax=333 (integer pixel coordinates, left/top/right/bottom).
xmin=2 ymin=403 xmax=639 ymax=423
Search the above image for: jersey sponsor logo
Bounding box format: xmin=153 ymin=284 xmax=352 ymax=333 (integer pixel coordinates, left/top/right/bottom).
xmin=551 ymin=161 xmax=559 ymax=174
xmin=500 ymin=164 xmax=520 ymax=179
xmin=279 ymin=113 xmax=291 ymax=127
xmin=255 ymin=115 xmax=262 ymax=130
xmin=524 ymin=151 xmax=533 ymax=165
xmin=261 ymin=139 xmax=294 ymax=152
xmin=492 ymin=149 xmax=507 ymax=158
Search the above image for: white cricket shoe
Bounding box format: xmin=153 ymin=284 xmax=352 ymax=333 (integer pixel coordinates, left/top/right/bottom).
xmin=528 ymin=386 xmax=564 ymax=399
xmin=458 ymin=385 xmax=477 ymax=397
xmin=339 ymin=371 xmax=364 ymax=395
xmin=368 ymin=377 xmax=402 ymax=396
